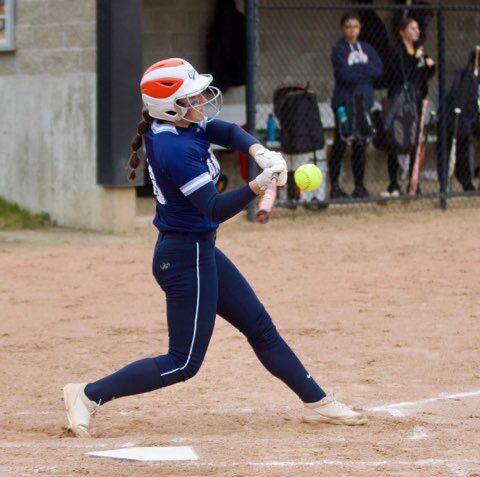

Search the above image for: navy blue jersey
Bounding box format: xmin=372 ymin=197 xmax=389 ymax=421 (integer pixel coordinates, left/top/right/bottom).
xmin=331 ymin=39 xmax=383 ymax=109
xmin=144 ymin=119 xmax=258 ymax=233
xmin=144 ymin=120 xmax=221 ymax=232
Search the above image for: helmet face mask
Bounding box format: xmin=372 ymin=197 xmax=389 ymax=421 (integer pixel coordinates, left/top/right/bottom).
xmin=140 ymin=58 xmax=223 ymax=123
xmin=175 ymin=86 xmax=222 ymax=124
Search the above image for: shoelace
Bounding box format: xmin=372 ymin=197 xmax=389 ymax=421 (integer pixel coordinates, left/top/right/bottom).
xmin=327 ymin=394 xmax=351 ymax=412
xmin=89 ymin=399 xmax=101 ymax=416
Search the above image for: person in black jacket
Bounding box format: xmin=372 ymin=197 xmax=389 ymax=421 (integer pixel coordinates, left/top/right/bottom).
xmin=206 ymin=0 xmax=246 ymax=92
xmin=329 ymin=12 xmax=383 ymax=199
xmin=446 ymin=50 xmax=480 ymax=191
xmin=384 ymin=18 xmax=435 ymax=196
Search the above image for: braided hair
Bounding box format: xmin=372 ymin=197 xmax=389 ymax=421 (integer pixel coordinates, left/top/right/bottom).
xmin=127 ymin=109 xmax=153 ymax=181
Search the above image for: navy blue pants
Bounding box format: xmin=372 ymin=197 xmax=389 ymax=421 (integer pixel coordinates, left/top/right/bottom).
xmin=85 ymin=232 xmax=325 ymax=404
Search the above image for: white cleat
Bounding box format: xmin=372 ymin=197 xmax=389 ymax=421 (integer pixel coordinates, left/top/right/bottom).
xmin=62 ymin=383 xmax=99 ymax=437
xmin=303 ymin=394 xmax=368 ymax=426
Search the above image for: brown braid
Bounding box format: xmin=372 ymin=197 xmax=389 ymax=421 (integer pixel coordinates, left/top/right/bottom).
xmin=127 ymin=109 xmax=153 ymax=181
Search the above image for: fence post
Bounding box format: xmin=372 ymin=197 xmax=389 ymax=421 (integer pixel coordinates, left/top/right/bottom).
xmin=245 ymin=0 xmax=258 ymax=221
xmin=437 ymin=5 xmax=448 ymax=210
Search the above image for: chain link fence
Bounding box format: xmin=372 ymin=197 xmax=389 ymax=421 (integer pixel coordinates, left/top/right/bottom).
xmin=246 ymin=2 xmax=480 ymax=215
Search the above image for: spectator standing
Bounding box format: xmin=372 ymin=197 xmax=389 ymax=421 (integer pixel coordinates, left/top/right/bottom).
xmin=384 ymin=18 xmax=435 ymax=196
xmin=446 ymin=49 xmax=480 ymax=192
xmin=330 ymin=12 xmax=383 ymax=199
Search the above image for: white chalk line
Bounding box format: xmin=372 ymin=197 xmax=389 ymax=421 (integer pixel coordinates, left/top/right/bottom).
xmin=244 ymin=459 xmax=480 ymax=468
xmin=2 ymin=388 xmax=479 ymax=424
xmin=1 ymin=441 xmax=478 ymax=474
xmin=367 ymin=389 xmax=480 ymax=416
xmin=166 ymin=458 xmax=480 ymax=477
xmin=2 ymin=458 xmax=479 ymax=471
xmin=153 ymin=458 xmax=480 ymax=473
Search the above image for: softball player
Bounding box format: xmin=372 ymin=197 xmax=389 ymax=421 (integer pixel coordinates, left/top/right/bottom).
xmin=63 ymin=58 xmax=367 ymax=437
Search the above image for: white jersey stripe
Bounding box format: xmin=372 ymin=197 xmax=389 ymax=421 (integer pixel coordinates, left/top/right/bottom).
xmin=160 ymin=242 xmax=200 ymax=377
xmin=151 ymin=122 xmax=178 ymax=135
xmin=180 ymin=172 xmax=212 ymax=196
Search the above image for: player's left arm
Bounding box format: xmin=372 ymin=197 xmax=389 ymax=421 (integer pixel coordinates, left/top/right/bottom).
xmin=167 ymin=143 xmax=282 ymax=223
xmin=205 ymin=119 xmax=258 ymax=154
xmin=205 ymin=119 xmax=287 ymax=184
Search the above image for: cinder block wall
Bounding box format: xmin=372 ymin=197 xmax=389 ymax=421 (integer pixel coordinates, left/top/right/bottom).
xmin=0 ymin=0 xmax=134 ymax=232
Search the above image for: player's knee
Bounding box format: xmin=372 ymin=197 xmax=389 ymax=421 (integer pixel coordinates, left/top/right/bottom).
xmin=158 ymin=350 xmax=204 ymax=383
xmin=170 ymin=349 xmax=204 ymax=381
xmin=181 ymin=359 xmax=202 ymax=381
xmin=246 ymin=308 xmax=281 ymax=351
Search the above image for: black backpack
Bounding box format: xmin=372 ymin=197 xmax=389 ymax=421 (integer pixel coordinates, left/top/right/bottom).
xmin=383 ymin=81 xmax=419 ymax=153
xmin=273 ymin=85 xmax=325 ymax=155
xmin=341 ymin=93 xmax=376 ymax=145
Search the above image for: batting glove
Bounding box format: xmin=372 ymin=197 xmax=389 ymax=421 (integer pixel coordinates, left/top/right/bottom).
xmin=253 ymin=147 xmax=287 ymax=187
xmin=276 ymin=168 xmax=288 ymax=187
xmin=253 ymin=147 xmax=287 ymax=171
xmin=254 ymin=163 xmax=285 ymax=191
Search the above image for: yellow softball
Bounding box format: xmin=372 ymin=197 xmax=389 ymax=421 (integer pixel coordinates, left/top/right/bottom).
xmin=294 ymin=164 xmax=323 ymax=191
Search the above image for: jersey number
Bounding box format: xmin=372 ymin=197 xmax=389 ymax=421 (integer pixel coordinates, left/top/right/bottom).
xmin=147 ymin=162 xmax=166 ymax=205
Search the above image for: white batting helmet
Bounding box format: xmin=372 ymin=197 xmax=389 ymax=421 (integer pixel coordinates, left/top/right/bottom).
xmin=140 ymin=58 xmax=222 ymax=123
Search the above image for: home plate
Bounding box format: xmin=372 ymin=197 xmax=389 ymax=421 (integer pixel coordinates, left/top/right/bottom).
xmin=86 ymin=446 xmax=198 ymax=462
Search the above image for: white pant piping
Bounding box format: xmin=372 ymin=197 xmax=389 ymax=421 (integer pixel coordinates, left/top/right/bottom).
xmin=161 ymin=242 xmax=200 ymax=377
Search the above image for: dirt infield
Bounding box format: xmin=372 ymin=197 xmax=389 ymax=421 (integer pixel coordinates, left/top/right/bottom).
xmin=1 ymin=208 xmax=480 ymax=477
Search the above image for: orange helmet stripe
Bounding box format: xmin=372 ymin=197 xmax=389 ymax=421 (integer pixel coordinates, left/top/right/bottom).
xmin=141 ymin=77 xmax=184 ymax=99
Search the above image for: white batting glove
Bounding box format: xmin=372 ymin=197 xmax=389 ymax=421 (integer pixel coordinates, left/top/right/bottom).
xmin=254 ymin=163 xmax=285 ymax=191
xmin=276 ymin=168 xmax=288 ymax=187
xmin=253 ymin=147 xmax=287 ymax=187
xmin=253 ymin=147 xmax=287 ymax=171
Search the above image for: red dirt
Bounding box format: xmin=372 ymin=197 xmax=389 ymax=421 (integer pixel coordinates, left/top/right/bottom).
xmin=1 ymin=208 xmax=480 ymax=476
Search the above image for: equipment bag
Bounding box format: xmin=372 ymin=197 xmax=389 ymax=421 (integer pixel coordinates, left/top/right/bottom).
xmin=376 ymin=49 xmax=420 ymax=154
xmin=338 ymin=93 xmax=376 ymax=145
xmin=273 ymin=84 xmax=325 ymax=155
xmin=372 ymin=107 xmax=394 ymax=153
xmin=383 ymin=81 xmax=419 ymax=153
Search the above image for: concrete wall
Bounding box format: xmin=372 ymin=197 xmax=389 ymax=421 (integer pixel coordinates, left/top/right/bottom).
xmin=0 ymin=0 xmax=135 ymax=232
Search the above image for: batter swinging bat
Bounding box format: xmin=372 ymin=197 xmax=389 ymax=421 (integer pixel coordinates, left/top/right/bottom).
xmin=256 ymin=177 xmax=278 ymax=224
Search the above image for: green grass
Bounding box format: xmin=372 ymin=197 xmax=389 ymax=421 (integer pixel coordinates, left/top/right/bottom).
xmin=0 ymin=197 xmax=52 ymax=230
